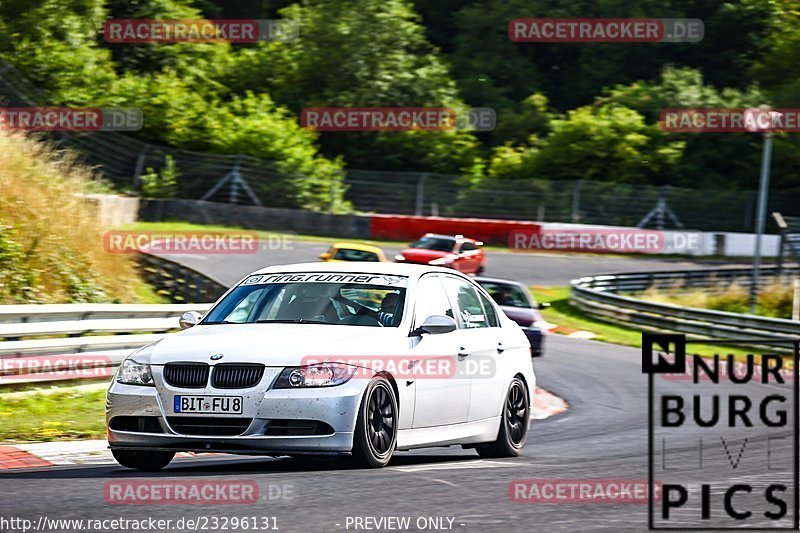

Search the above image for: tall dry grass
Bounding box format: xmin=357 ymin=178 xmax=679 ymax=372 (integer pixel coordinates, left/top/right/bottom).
xmin=0 ymin=130 xmax=138 ymax=303
xmin=641 ymin=280 xmax=794 ymax=318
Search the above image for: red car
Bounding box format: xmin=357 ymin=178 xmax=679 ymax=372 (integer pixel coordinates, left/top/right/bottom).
xmin=394 ymin=233 xmax=486 ymax=274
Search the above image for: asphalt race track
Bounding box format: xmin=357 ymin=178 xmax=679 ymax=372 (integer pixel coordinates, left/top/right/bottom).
xmin=160 ymin=238 xmax=729 ymax=287
xmin=1 ymin=335 xmax=794 ymax=531
xmin=0 ymin=249 xmax=783 ymax=532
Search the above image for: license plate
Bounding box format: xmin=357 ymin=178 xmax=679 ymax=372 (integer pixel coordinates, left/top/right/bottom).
xmin=173 ymin=395 xmax=243 ymax=414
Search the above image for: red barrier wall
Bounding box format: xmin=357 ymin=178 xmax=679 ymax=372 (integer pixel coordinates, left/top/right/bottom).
xmin=369 ymin=214 xmax=542 ymax=245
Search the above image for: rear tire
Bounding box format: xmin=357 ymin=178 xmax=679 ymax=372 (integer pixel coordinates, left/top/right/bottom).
xmin=350 ymin=377 xmax=398 ymax=468
xmin=477 ymin=377 xmax=530 ymax=458
xmin=112 ymin=449 xmax=175 ymax=471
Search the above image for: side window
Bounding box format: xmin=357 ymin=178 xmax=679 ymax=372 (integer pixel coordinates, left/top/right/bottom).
xmin=459 ymin=241 xmax=476 ymax=252
xmin=443 ymin=276 xmax=489 ymax=329
xmin=478 ymin=291 xmax=499 ymax=327
xmin=414 ymin=274 xmax=455 ymax=326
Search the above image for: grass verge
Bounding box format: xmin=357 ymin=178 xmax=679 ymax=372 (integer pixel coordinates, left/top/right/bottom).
xmin=0 ymin=384 xmax=107 ymax=442
xmin=531 ymin=286 xmax=774 ymax=361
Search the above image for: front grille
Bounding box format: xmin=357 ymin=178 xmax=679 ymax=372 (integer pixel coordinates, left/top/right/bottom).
xmin=264 ymin=419 xmax=334 ymax=436
xmin=211 ymin=364 xmax=265 ymax=389
xmin=109 ymin=416 xmax=164 ymax=433
xmin=163 ymin=363 xmax=209 ymax=388
xmin=167 ymin=416 xmax=252 ymax=436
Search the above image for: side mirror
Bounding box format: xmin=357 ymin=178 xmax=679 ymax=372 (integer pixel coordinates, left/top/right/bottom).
xmin=179 ymin=311 xmax=202 ymax=329
xmin=410 ymin=315 xmax=457 ymax=336
xmin=537 ymin=302 xmax=551 ymax=310
xmin=319 ymin=252 xmax=331 ymax=261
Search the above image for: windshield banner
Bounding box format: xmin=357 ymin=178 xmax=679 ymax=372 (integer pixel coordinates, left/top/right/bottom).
xmin=242 ymin=273 xmax=408 ymax=287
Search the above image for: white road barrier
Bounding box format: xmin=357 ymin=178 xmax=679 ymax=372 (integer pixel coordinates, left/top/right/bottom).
xmin=0 ymin=303 xmax=211 ymax=384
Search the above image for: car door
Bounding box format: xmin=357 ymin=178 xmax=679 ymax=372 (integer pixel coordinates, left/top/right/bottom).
xmin=456 ymin=241 xmax=480 ymax=273
xmin=409 ymin=274 xmax=471 ymax=428
xmin=442 ymin=275 xmax=506 ymax=422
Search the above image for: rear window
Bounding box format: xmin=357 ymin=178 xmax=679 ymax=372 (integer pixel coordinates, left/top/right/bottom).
xmin=333 ymin=248 xmax=380 ymax=261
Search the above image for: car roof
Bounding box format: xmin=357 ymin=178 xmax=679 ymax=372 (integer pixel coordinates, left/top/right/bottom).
xmin=420 ymin=233 xmax=480 ymax=242
xmin=331 ymin=242 xmax=383 ymax=253
xmin=421 ymin=234 xmax=458 ymax=240
xmin=249 ymin=262 xmax=456 ymax=278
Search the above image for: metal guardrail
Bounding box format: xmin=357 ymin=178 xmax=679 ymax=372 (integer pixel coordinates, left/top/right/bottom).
xmin=138 ymin=253 xmax=228 ymax=304
xmin=0 ymin=254 xmax=224 ymax=384
xmin=570 ymin=266 xmax=800 ymax=345
xmin=0 ymin=301 xmax=212 ymax=384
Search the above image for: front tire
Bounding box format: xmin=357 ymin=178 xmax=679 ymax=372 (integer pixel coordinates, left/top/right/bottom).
xmin=477 ymin=377 xmax=530 ymax=458
xmin=112 ymin=449 xmax=175 ymax=471
xmin=351 ymin=377 xmax=398 ymax=468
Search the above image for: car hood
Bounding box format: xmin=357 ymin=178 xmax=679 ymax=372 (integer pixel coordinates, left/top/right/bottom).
xmin=399 ymin=248 xmax=449 ymax=262
xmin=501 ymin=306 xmax=541 ymax=327
xmin=134 ymin=324 xmax=404 ymax=366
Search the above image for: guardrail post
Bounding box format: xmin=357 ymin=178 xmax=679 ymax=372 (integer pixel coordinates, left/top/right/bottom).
xmin=132 ymin=144 xmax=151 ymax=192
xmin=571 ymin=180 xmax=582 ymax=223
xmin=415 ymin=173 xmax=429 ymax=216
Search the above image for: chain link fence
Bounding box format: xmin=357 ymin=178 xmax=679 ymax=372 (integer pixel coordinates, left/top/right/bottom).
xmin=3 ymin=56 xmax=800 ymax=231
xmin=346 ymin=171 xmax=800 ymax=232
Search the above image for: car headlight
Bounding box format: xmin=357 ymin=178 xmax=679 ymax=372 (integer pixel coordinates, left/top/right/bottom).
xmin=116 ymin=359 xmax=154 ymax=386
xmin=394 ymin=254 xmax=406 ymax=261
xmin=273 ymin=363 xmax=356 ymax=388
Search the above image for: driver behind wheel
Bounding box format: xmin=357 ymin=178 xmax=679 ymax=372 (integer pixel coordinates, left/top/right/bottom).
xmin=377 ymin=292 xmax=399 ymax=326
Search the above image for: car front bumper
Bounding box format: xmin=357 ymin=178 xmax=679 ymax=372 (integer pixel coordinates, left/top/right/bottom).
xmin=106 ymin=373 xmax=366 ymax=455
xmin=521 ymin=327 xmax=544 ymax=357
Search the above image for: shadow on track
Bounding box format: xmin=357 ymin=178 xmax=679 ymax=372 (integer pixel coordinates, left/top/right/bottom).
xmin=0 ymin=451 xmax=487 ymax=479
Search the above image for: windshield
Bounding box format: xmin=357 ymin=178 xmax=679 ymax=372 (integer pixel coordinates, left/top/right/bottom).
xmin=204 ymin=273 xmax=407 ymax=327
xmin=410 ymin=237 xmax=456 ymax=252
xmin=478 ymin=282 xmax=531 ymax=309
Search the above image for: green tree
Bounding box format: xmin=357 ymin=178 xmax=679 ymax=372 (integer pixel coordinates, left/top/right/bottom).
xmin=0 ymin=0 xmax=115 ymax=105
xmin=602 ymin=67 xmax=800 ymax=190
xmin=488 ymin=104 xmax=684 ymax=184
xmin=140 ymin=155 xmax=179 ymax=198
xmin=236 ymin=0 xmax=482 ymax=174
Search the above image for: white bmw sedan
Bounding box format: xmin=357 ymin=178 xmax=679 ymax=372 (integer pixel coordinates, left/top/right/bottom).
xmin=107 ymin=263 xmax=536 ymax=470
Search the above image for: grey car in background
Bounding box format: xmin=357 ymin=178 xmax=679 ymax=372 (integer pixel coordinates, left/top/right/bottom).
xmin=475 ymin=277 xmax=548 ymax=357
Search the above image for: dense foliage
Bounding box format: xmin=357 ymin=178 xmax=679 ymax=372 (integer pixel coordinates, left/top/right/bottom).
xmin=0 ymin=0 xmax=798 ymax=208
xmin=0 ymin=129 xmax=140 ymax=304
